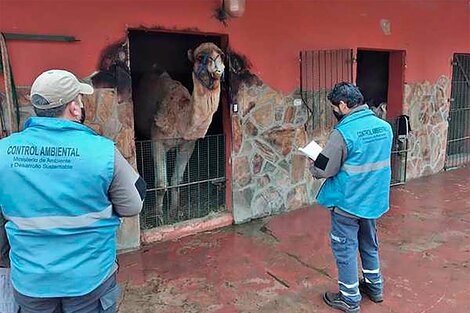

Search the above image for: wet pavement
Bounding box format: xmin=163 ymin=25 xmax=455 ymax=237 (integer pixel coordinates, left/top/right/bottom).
xmin=117 ymin=167 xmax=470 ymax=313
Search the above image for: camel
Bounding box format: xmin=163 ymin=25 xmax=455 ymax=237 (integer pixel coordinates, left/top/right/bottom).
xmin=134 ymin=42 xmax=225 ymax=224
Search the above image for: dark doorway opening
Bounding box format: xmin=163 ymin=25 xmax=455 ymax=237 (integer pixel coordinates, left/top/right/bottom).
xmin=128 ymin=30 xmax=230 ymax=230
xmin=129 ymin=30 xmax=226 ymax=138
xmin=356 ymin=49 xmax=405 ymax=120
xmin=356 ymin=50 xmax=390 ymax=108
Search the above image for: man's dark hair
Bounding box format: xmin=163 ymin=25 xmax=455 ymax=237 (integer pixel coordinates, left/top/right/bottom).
xmin=327 ymin=82 xmax=364 ymax=108
xmin=32 ymin=94 xmax=68 ymax=117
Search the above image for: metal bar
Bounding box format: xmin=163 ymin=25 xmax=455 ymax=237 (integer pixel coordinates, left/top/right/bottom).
xmin=329 ymin=50 xmax=334 ymax=128
xmin=207 ymin=138 xmax=210 ymax=213
xmin=316 ymin=50 xmax=320 ymax=130
xmin=323 ymin=51 xmax=326 ymax=129
xmin=299 ymin=52 xmax=314 ymax=119
xmin=336 ymin=50 xmax=339 ymax=84
xmin=448 ymin=136 xmax=470 ymax=143
xmin=146 ymin=177 xmax=226 ymax=192
xmin=449 ymin=107 xmax=470 ymax=112
xmin=308 ymin=51 xmax=311 ymax=129
xmin=349 ymin=49 xmax=353 ymax=82
xmin=342 ymin=50 xmax=345 ymax=81
xmin=404 ymin=138 xmax=408 ymax=182
xmin=216 ymin=137 xmax=220 ymax=211
xmin=187 ymin=144 xmax=192 ymax=220
xmin=197 ymin=139 xmax=201 ymax=217
xmin=299 ymin=51 xmax=303 ymax=100
xmin=2 ymin=33 xmax=78 ymax=42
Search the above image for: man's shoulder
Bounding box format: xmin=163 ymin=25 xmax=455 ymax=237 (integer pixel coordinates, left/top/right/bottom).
xmin=0 ymin=131 xmax=23 ymax=147
xmin=374 ymin=117 xmax=393 ymax=134
xmin=329 ymin=129 xmax=345 ymax=141
xmin=80 ymin=129 xmax=114 ymax=145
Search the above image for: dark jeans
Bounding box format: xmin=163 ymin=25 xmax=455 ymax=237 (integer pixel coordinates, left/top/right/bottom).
xmin=14 ymin=273 xmax=120 ymax=313
xmin=330 ymin=210 xmax=383 ymax=305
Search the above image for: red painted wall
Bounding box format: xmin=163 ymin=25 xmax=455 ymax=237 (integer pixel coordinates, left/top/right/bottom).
xmin=0 ymin=0 xmax=469 ymax=93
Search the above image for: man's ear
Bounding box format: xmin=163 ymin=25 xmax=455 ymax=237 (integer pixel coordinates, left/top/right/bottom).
xmin=339 ymin=101 xmax=348 ymax=112
xmin=69 ymin=101 xmax=80 ymax=116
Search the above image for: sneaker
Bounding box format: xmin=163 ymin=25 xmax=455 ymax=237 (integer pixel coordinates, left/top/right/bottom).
xmin=359 ymin=279 xmax=383 ymax=303
xmin=323 ymin=292 xmax=360 ymax=313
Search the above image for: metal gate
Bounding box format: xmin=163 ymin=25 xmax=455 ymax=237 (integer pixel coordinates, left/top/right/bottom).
xmin=390 ymin=115 xmax=409 ymax=186
xmin=136 ymin=134 xmax=226 ymax=229
xmin=446 ymin=53 xmax=470 ymax=169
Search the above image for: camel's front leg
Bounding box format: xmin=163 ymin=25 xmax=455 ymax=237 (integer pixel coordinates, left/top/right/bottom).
xmin=153 ymin=140 xmax=167 ymax=225
xmin=170 ymin=140 xmax=196 ymax=219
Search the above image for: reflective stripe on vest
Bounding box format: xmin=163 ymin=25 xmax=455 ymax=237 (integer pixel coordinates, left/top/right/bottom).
xmin=342 ymin=159 xmax=390 ymax=174
xmin=4 ymin=205 xmax=112 ymax=230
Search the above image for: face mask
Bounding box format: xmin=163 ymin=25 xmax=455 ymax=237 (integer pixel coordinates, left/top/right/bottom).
xmin=79 ymin=107 xmax=86 ymax=124
xmin=332 ymin=109 xmax=344 ymax=121
xmin=75 ymin=95 xmax=86 ymax=124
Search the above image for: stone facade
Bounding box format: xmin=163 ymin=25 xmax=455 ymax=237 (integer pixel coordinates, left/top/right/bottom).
xmin=403 ymin=76 xmax=451 ymax=179
xmin=231 ymin=82 xmax=327 ymax=223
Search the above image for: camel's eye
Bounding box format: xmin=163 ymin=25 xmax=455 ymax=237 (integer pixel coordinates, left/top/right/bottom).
xmin=196 ymin=54 xmax=211 ymax=64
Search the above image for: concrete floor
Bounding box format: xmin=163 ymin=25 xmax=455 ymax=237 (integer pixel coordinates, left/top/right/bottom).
xmin=117 ymin=167 xmax=470 ymax=313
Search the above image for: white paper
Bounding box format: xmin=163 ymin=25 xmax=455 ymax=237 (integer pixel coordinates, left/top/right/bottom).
xmin=298 ymin=139 xmax=323 ymax=161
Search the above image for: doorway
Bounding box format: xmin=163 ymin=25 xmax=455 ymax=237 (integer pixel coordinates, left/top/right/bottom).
xmin=356 ymin=50 xmax=390 ymax=109
xmin=129 ymin=30 xmax=230 ymax=229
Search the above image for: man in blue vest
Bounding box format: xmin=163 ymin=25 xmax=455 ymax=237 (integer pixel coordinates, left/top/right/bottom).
xmin=310 ymin=82 xmax=393 ymax=313
xmin=0 ymin=69 xmax=146 ymax=313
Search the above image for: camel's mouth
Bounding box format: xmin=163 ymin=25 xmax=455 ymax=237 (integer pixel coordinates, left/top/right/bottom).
xmin=211 ymin=71 xmax=224 ymax=80
xmin=195 ymin=67 xmax=224 ymax=90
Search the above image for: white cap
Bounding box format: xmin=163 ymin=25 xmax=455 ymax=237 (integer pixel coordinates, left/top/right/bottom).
xmin=30 ymin=69 xmax=93 ymax=109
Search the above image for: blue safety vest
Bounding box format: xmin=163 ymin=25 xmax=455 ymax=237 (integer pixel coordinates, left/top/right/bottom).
xmin=317 ymin=109 xmax=393 ymax=219
xmin=0 ymin=117 xmax=119 ymax=297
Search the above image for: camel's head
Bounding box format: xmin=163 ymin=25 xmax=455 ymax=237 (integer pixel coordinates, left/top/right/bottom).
xmin=188 ymin=42 xmax=225 ymax=89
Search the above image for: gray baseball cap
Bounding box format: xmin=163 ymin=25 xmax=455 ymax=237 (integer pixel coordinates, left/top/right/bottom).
xmin=30 ymin=69 xmax=94 ymax=109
